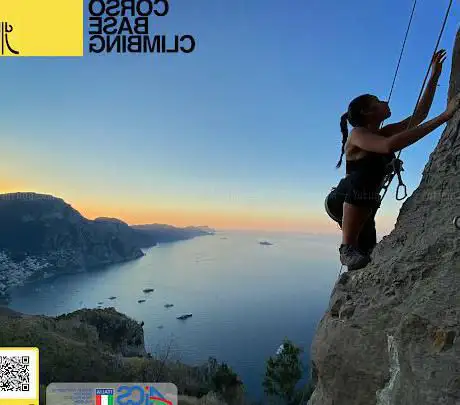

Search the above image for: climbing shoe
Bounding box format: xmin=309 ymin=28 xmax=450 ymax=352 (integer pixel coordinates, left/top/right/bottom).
xmin=339 ymin=244 xmax=371 ymax=271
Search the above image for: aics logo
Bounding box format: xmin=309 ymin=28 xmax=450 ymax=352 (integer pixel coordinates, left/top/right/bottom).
xmin=0 ymin=21 xmax=19 ymax=55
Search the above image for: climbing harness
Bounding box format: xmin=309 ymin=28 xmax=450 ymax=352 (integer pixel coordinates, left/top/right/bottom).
xmin=379 ymin=0 xmax=454 ymax=203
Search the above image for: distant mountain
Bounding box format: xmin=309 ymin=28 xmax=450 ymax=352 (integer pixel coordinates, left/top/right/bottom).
xmin=92 ymin=217 xmax=158 ymax=248
xmin=94 ymin=217 xmax=129 ymax=225
xmin=185 ymin=225 xmax=216 ymax=233
xmin=0 ymin=193 xmax=145 ymax=300
xmin=0 ymin=193 xmax=144 ymax=261
xmin=131 ymin=223 xmax=215 ymax=243
xmin=0 ymin=192 xmax=214 ymax=302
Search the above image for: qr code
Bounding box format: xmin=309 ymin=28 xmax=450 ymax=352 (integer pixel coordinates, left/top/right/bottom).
xmin=0 ymin=348 xmax=38 ymax=399
xmin=0 ymin=356 xmax=30 ymax=391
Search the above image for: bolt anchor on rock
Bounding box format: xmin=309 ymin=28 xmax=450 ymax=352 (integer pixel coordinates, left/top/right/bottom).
xmin=453 ymin=216 xmax=460 ymax=230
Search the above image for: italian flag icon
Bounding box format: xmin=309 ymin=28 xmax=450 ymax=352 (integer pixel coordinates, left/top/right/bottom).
xmin=95 ymin=388 xmax=114 ymax=405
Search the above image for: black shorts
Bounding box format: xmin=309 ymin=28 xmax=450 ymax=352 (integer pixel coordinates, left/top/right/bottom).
xmin=330 ymin=175 xmax=381 ymax=210
xmin=324 ymin=175 xmax=381 ymax=254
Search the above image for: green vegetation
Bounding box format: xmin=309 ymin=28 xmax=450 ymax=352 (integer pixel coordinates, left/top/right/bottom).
xmin=263 ymin=339 xmax=314 ymax=405
xmin=0 ymin=309 xmax=314 ymax=405
xmin=205 ymin=357 xmax=244 ymax=405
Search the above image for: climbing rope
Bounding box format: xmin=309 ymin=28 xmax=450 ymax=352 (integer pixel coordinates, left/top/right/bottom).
xmin=386 ymin=0 xmax=418 ymax=105
xmin=380 ymin=0 xmax=454 ymax=203
xmin=378 ymin=0 xmax=417 ymax=202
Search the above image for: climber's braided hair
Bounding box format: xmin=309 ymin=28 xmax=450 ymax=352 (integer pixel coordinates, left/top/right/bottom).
xmin=336 ymin=94 xmax=376 ymax=168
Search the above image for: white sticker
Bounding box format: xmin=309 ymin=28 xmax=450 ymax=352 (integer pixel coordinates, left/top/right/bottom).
xmin=46 ymin=382 xmax=178 ymax=405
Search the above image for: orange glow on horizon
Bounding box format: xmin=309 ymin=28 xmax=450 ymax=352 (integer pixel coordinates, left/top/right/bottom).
xmin=75 ymin=202 xmax=396 ymax=235
xmin=0 ymin=186 xmax=397 ymax=235
xmin=0 ymin=179 xmax=26 ymax=194
xmin=77 ymin=202 xmax=334 ymax=233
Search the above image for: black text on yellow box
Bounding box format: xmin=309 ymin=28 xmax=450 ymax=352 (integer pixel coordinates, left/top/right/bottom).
xmin=0 ymin=0 xmax=83 ymax=57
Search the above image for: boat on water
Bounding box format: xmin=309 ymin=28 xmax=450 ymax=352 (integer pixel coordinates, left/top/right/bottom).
xmin=177 ymin=313 xmax=192 ymax=320
xmin=259 ymin=240 xmax=273 ymax=246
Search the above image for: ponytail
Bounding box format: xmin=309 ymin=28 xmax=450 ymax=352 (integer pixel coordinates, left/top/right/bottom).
xmin=336 ymin=112 xmax=349 ymax=168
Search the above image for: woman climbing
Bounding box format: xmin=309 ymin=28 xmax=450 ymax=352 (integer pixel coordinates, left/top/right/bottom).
xmin=325 ymin=49 xmax=460 ymax=270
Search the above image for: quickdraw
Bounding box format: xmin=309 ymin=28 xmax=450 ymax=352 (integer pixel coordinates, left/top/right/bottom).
xmin=380 ymin=158 xmax=407 ymax=201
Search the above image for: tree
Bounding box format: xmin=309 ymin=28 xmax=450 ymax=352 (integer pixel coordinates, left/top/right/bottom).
xmin=262 ymin=339 xmax=304 ymax=405
xmin=206 ymin=357 xmax=244 ymax=405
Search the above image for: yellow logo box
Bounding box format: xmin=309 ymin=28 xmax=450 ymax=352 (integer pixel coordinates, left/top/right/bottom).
xmin=0 ymin=0 xmax=83 ymax=57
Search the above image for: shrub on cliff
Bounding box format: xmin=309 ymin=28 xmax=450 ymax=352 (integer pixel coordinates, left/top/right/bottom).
xmin=262 ymin=339 xmax=313 ymax=405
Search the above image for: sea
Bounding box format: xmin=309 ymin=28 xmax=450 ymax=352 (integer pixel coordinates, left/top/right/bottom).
xmin=7 ymin=230 xmax=342 ymax=401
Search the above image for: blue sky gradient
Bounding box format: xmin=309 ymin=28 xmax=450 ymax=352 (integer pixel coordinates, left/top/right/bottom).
xmin=1 ymin=0 xmax=458 ymax=233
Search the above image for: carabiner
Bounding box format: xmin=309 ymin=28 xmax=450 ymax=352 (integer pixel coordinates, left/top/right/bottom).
xmin=396 ymin=183 xmax=407 ymax=200
xmin=395 ymin=169 xmax=407 ymax=201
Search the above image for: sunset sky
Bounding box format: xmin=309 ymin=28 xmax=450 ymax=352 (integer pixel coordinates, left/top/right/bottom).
xmin=1 ymin=0 xmax=458 ymax=235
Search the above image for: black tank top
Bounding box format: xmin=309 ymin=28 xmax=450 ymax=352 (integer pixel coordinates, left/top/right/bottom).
xmin=346 ymin=152 xmax=394 ymax=187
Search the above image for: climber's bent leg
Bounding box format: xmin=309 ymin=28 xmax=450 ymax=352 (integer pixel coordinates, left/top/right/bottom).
xmin=339 ymin=203 xmax=372 ymax=270
xmin=339 ymin=182 xmax=379 ymax=270
xmin=326 ymin=178 xmax=375 ymax=270
xmin=357 ymin=209 xmax=377 ymax=255
xmin=357 ymin=193 xmax=380 ymax=255
xmin=341 ymin=202 xmax=372 ymax=246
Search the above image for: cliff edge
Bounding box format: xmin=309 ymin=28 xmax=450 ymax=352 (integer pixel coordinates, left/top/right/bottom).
xmin=308 ymin=30 xmax=460 ymax=405
xmin=0 ymin=307 xmax=244 ymax=405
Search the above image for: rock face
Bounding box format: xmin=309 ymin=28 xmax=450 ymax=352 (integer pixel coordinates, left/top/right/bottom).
xmin=308 ymin=30 xmax=460 ymax=405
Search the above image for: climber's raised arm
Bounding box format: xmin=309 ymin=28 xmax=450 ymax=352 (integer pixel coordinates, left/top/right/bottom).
xmin=351 ymin=94 xmax=460 ymax=154
xmin=380 ymin=49 xmax=447 ymax=137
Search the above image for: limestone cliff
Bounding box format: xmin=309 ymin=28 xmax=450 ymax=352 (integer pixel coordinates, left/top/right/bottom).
xmin=0 ymin=192 xmax=215 ymax=302
xmin=308 ymin=30 xmax=460 ymax=405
